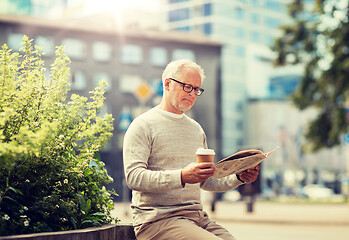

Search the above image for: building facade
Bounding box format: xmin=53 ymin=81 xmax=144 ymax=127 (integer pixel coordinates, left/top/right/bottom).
xmin=0 ymin=14 xmax=222 ymax=201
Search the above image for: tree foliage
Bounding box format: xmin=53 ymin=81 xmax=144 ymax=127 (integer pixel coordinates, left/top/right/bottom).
xmin=0 ymin=36 xmax=117 ymax=236
xmin=273 ymin=0 xmax=349 ymax=151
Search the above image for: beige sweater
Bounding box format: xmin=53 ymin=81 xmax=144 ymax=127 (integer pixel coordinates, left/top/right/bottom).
xmin=123 ymin=107 xmax=243 ymax=226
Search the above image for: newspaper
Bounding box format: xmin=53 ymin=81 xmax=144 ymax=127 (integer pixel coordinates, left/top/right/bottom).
xmin=212 ymin=146 xmax=279 ymax=179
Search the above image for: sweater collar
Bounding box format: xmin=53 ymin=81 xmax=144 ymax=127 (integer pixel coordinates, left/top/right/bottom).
xmin=156 ymin=107 xmax=184 ymax=119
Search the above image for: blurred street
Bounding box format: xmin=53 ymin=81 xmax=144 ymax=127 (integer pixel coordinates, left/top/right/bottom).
xmin=112 ymin=201 xmax=349 ymax=240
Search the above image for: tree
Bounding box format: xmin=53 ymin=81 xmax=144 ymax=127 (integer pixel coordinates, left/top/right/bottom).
xmin=273 ymin=0 xmax=349 ymax=151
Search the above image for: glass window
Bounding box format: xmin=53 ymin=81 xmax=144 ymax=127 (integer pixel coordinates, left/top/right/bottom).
xmin=236 ymin=138 xmax=244 ymax=147
xmin=169 ymin=8 xmax=190 ymax=22
xmin=150 ymin=47 xmax=167 ymax=66
xmin=235 ymin=46 xmax=245 ymax=58
xmin=121 ymin=44 xmax=143 ymax=64
xmin=234 ymin=7 xmax=245 ymax=20
xmin=203 ymin=23 xmax=212 ymax=35
xmin=92 ymin=41 xmax=112 ymax=62
xmin=93 ymin=72 xmax=112 ymax=91
xmin=236 ymin=120 xmax=244 ymax=129
xmin=250 ymin=31 xmax=260 ymax=42
xmin=8 ymin=33 xmax=24 ymax=51
xmin=119 ymin=75 xmax=143 ymax=93
xmin=235 ymin=27 xmax=245 ymax=39
xmin=265 ymin=34 xmax=275 ymax=46
xmin=264 ymin=0 xmax=286 ymax=13
xmin=174 ymin=26 xmax=191 ymax=32
xmin=250 ymin=13 xmax=260 ymax=24
xmin=69 ymin=70 xmax=86 ymax=90
xmin=172 ymin=49 xmax=195 ymax=61
xmin=35 ymin=35 xmax=54 ymax=56
xmin=62 ymin=38 xmax=86 ymax=60
xmin=236 ymin=102 xmax=243 ymax=112
xmin=265 ymin=17 xmax=282 ymax=28
xmin=202 ymin=3 xmax=211 ymax=16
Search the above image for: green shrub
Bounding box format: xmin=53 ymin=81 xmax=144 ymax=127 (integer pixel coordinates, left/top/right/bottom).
xmin=0 ymin=36 xmax=117 ymax=236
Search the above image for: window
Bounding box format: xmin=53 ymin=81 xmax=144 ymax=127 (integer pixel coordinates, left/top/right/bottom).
xmin=236 ymin=102 xmax=243 ymax=112
xmin=93 ymin=41 xmax=112 ymax=62
xmin=62 ymin=38 xmax=86 ymax=60
xmin=264 ymin=0 xmax=286 ymax=13
xmin=236 ymin=138 xmax=244 ymax=147
xmin=265 ymin=17 xmax=282 ymax=28
xmin=234 ymin=7 xmax=245 ymax=20
xmin=169 ymin=8 xmax=190 ymax=22
xmin=236 ymin=120 xmax=244 ymax=129
xmin=121 ymin=44 xmax=143 ymax=64
xmin=93 ymin=72 xmax=112 ymax=91
xmin=119 ymin=75 xmax=143 ymax=93
xmin=150 ymin=47 xmax=167 ymax=66
xmin=202 ymin=3 xmax=212 ymax=16
xmin=8 ymin=33 xmax=24 ymax=51
xmin=265 ymin=34 xmax=275 ymax=46
xmin=250 ymin=31 xmax=260 ymax=42
xmin=35 ymin=36 xmax=54 ymax=56
xmin=203 ymin=23 xmax=212 ymax=35
xmin=235 ymin=27 xmax=245 ymax=39
xmin=235 ymin=46 xmax=245 ymax=57
xmin=174 ymin=26 xmax=191 ymax=32
xmin=250 ymin=13 xmax=260 ymax=24
xmin=172 ymin=49 xmax=195 ymax=61
xmin=69 ymin=70 xmax=86 ymax=90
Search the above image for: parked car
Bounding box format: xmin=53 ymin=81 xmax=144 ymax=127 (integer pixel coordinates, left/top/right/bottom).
xmin=302 ymin=184 xmax=334 ymax=199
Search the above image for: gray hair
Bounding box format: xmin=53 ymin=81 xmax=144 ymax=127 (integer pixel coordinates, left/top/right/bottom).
xmin=161 ymin=59 xmax=205 ymax=83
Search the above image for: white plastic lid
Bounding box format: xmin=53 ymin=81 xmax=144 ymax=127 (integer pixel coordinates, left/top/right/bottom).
xmin=196 ymin=147 xmax=215 ymax=155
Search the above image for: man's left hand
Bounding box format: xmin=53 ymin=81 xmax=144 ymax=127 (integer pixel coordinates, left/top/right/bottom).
xmin=238 ymin=165 xmax=260 ymax=183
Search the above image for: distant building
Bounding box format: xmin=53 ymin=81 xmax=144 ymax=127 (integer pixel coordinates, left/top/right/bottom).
xmin=0 ymin=14 xmax=222 ymax=201
xmin=163 ymin=0 xmax=291 ymax=156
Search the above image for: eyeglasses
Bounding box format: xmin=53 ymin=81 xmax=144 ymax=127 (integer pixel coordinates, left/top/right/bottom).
xmin=169 ymin=78 xmax=204 ymax=96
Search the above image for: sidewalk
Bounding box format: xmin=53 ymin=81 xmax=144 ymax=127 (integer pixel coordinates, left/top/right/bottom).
xmin=112 ymin=201 xmax=349 ymax=226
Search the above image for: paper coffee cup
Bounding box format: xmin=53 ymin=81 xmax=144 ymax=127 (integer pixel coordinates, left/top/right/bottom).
xmin=196 ymin=148 xmax=215 ymax=163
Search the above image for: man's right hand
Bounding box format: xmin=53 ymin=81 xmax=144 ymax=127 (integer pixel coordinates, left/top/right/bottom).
xmin=181 ymin=162 xmax=215 ymax=184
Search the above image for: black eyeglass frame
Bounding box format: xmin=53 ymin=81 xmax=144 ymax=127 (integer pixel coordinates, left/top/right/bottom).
xmin=169 ymin=78 xmax=204 ymax=96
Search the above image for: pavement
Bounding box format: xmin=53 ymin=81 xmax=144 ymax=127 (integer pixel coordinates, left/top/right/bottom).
xmin=111 ymin=200 xmax=349 ymax=226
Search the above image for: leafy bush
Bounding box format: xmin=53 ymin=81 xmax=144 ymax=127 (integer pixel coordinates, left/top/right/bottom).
xmin=0 ymin=36 xmax=117 ymax=236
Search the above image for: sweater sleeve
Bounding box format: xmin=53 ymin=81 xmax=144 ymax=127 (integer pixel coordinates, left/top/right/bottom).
xmin=200 ymin=174 xmax=244 ymax=192
xmin=123 ymin=118 xmax=183 ymax=193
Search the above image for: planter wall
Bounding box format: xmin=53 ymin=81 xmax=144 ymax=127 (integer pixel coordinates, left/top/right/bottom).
xmin=0 ymin=224 xmax=136 ymax=240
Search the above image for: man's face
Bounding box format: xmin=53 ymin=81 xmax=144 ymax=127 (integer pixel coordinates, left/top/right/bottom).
xmin=166 ymin=68 xmax=202 ymax=114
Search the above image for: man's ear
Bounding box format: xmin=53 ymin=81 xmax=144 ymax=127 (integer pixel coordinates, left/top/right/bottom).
xmin=163 ymin=78 xmax=171 ymax=90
